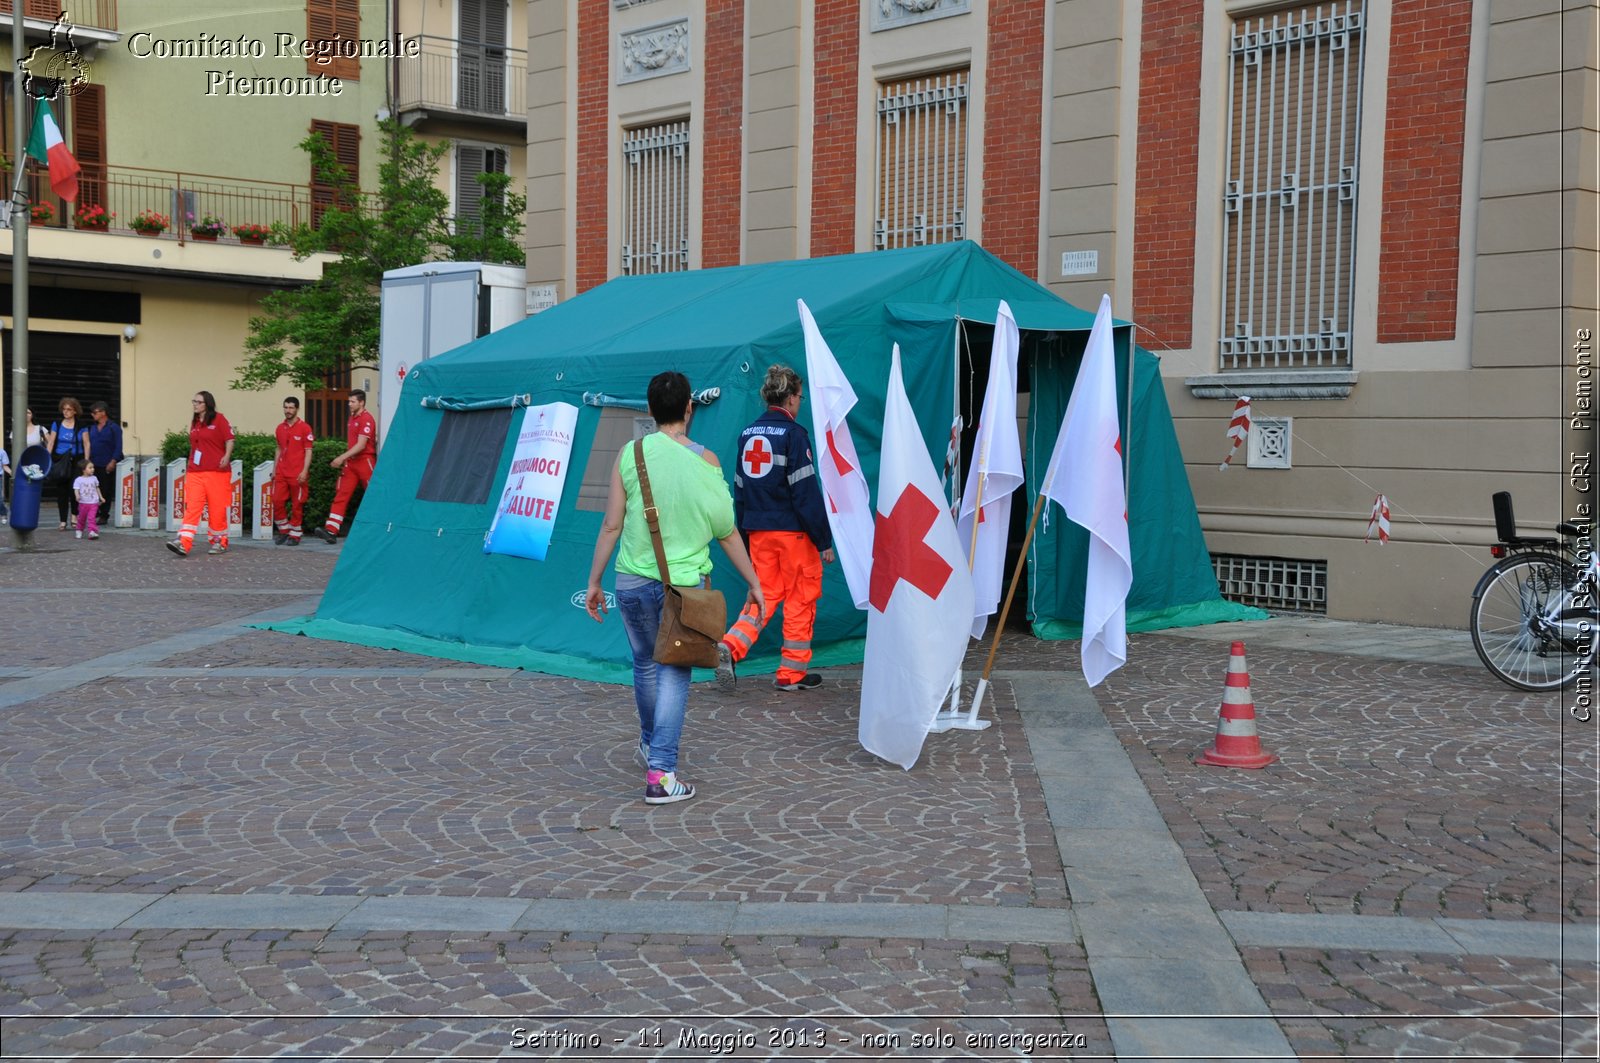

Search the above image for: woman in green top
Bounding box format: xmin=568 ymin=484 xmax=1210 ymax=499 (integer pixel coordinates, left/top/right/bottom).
xmin=585 ymin=371 xmax=763 ymax=805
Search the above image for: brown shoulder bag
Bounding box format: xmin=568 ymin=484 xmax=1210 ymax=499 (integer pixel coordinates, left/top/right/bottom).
xmin=634 ymin=438 xmax=727 ymax=668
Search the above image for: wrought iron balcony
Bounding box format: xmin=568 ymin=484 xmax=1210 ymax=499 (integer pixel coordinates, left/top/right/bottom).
xmin=0 ymin=0 xmax=117 ymax=33
xmin=7 ymin=156 xmax=315 ymax=245
xmin=395 ymin=35 xmax=526 ymax=130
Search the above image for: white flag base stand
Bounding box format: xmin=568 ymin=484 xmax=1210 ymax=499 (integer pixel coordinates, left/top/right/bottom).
xmin=930 ymin=671 xmax=993 ymax=732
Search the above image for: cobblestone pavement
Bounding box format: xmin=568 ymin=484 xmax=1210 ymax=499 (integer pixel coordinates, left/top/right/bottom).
xmin=1092 ymin=634 xmax=1595 ymax=922
xmin=0 ymin=529 xmax=1595 ymax=1058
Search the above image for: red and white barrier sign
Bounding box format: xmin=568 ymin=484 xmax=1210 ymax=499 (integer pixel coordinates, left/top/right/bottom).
xmin=140 ymin=458 xmax=161 ymax=530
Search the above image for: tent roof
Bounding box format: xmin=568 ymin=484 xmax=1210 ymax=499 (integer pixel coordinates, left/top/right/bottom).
xmin=429 ymin=241 xmax=1120 ymax=371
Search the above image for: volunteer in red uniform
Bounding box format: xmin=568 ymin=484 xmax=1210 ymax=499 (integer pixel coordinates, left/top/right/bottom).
xmin=166 ymin=391 xmax=235 ymax=557
xmin=271 ymin=396 xmax=315 ymax=545
xmin=312 ymin=389 xmax=377 ymax=544
xmin=717 ymin=365 xmax=836 ymax=691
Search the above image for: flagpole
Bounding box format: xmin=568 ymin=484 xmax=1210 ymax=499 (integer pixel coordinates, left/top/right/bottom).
xmin=968 ymin=488 xmax=1048 ymax=720
xmin=9 ymin=16 xmax=33 ymax=550
xmin=1123 ymin=326 xmax=1133 ymax=510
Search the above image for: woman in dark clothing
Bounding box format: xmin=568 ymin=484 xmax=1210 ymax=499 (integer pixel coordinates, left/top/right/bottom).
xmin=45 ymin=397 xmax=88 ymax=530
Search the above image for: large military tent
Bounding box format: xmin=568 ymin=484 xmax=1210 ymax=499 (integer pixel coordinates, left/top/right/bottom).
xmin=276 ymin=242 xmax=1258 ymax=680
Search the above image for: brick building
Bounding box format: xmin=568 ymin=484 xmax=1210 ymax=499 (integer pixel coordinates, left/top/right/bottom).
xmin=520 ymin=0 xmax=1596 ymax=628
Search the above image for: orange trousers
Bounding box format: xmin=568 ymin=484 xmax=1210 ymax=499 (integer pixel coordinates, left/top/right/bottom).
xmin=722 ymin=530 xmax=822 ymax=683
xmin=178 ymin=469 xmax=232 ymax=552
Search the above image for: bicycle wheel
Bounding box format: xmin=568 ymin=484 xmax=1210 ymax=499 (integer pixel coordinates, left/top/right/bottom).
xmin=1471 ymin=554 xmax=1589 ymax=691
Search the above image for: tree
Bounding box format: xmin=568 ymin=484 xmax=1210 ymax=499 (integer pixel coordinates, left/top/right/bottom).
xmin=232 ymin=120 xmax=527 ymax=391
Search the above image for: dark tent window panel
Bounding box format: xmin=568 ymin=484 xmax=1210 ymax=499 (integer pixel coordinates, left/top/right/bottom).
xmin=416 ymin=408 xmax=513 ymax=503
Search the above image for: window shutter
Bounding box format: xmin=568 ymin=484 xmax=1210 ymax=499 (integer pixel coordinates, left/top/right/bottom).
xmin=309 ymin=119 xmax=359 ymax=226
xmin=24 ymin=0 xmax=61 ymax=20
xmin=70 ymin=83 xmax=107 ymax=211
xmin=306 ymin=0 xmax=361 ymax=81
xmin=455 ymin=145 xmax=486 ymax=228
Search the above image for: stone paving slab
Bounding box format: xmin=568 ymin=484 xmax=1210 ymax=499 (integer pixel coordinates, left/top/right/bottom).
xmin=0 ymin=893 xmax=157 ymax=930
xmin=1436 ymin=915 xmax=1599 ymax=961
xmin=1162 ymin=614 xmax=1484 ymax=670
xmin=1222 ymin=909 xmax=1463 ymax=953
xmin=119 ymin=894 xmax=362 ymax=929
xmin=335 ymin=896 xmax=535 ymax=931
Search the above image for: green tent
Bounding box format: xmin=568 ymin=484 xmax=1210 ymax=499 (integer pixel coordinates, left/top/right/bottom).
xmin=276 ymin=242 xmax=1258 ymax=680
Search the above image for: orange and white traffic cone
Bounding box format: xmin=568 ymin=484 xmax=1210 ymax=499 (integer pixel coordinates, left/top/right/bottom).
xmin=1196 ymin=641 xmax=1278 ymax=769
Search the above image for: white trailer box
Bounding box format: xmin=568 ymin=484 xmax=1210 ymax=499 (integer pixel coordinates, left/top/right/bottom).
xmin=377 ymin=262 xmax=527 ymax=445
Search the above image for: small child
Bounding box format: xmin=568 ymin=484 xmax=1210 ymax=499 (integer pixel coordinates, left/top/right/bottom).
xmin=72 ymin=461 xmax=104 ymax=540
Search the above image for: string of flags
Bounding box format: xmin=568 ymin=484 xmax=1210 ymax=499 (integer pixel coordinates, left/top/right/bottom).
xmin=1365 ymin=494 xmax=1390 ymax=544
xmin=1218 ymin=396 xmax=1251 ymax=470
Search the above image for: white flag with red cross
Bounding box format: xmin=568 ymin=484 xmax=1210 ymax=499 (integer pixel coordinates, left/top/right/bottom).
xmin=1041 ymin=293 xmax=1132 ymax=687
xmin=799 ymin=299 xmax=874 ymax=609
xmin=1218 ymin=396 xmax=1251 ymax=470
xmin=860 ymin=344 xmax=976 ymax=769
xmin=956 ymin=300 xmax=1026 ymax=640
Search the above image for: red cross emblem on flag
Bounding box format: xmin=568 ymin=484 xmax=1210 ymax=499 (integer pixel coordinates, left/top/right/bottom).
xmin=869 ymin=486 xmax=954 ymax=611
xmin=742 ymin=436 xmax=774 ymax=478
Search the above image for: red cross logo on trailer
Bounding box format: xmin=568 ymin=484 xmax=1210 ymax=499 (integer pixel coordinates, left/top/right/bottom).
xmin=742 ymin=436 xmax=774 ymax=478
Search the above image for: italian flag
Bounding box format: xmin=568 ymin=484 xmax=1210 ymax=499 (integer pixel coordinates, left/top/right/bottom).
xmin=26 ymin=100 xmax=79 ymax=203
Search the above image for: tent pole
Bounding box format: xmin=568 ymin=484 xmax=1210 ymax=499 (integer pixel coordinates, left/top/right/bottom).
xmin=947 ymin=317 xmax=964 ymax=719
xmin=966 ymin=489 xmax=1048 ymax=721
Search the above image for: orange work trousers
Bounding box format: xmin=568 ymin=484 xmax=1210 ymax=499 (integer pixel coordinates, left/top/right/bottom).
xmin=722 ymin=530 xmax=822 ymax=683
xmin=178 ymin=469 xmax=233 ymax=551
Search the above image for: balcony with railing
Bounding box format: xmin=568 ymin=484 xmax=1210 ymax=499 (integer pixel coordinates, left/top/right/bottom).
xmin=5 ymin=155 xmax=320 ymax=255
xmin=0 ymin=0 xmax=117 ymax=35
xmin=395 ymin=35 xmax=525 ymax=132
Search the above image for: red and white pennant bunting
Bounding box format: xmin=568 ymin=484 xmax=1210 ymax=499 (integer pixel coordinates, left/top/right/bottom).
xmin=1218 ymin=396 xmax=1251 ymax=470
xmin=1365 ymin=494 xmax=1390 ymax=544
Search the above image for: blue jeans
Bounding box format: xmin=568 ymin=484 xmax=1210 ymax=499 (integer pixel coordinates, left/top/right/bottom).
xmin=615 ymin=581 xmax=692 ymax=773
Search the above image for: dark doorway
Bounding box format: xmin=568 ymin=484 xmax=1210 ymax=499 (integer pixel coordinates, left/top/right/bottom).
xmin=2 ymin=331 xmax=121 ymax=446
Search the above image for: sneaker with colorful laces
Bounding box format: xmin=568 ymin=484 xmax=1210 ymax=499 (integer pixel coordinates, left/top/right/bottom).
xmin=207 ymin=543 xmax=228 ymax=555
xmin=165 ymin=540 xmax=188 ymax=557
xmin=774 ymin=673 xmax=823 ymax=691
xmin=644 ymin=770 xmax=695 ymax=805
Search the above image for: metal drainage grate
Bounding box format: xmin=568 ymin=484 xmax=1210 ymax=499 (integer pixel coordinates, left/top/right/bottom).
xmin=1212 ymin=553 xmax=1328 ymax=613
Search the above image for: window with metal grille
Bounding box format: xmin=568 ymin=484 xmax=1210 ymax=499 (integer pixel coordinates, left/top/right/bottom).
xmin=874 ymin=70 xmax=968 ymax=250
xmin=1212 ymin=553 xmax=1328 ymax=613
xmin=621 ymin=120 xmax=690 ymax=274
xmin=1220 ymin=2 xmax=1366 ymax=371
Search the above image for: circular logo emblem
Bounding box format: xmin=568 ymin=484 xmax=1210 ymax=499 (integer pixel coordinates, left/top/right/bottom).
xmin=741 ymin=436 xmax=775 ymax=479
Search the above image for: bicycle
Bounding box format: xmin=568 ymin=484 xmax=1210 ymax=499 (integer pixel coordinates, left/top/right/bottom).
xmin=1469 ymin=491 xmax=1598 ymax=691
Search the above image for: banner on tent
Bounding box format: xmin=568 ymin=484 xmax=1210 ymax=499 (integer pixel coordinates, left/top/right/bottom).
xmin=483 ymin=401 xmax=579 ymax=561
